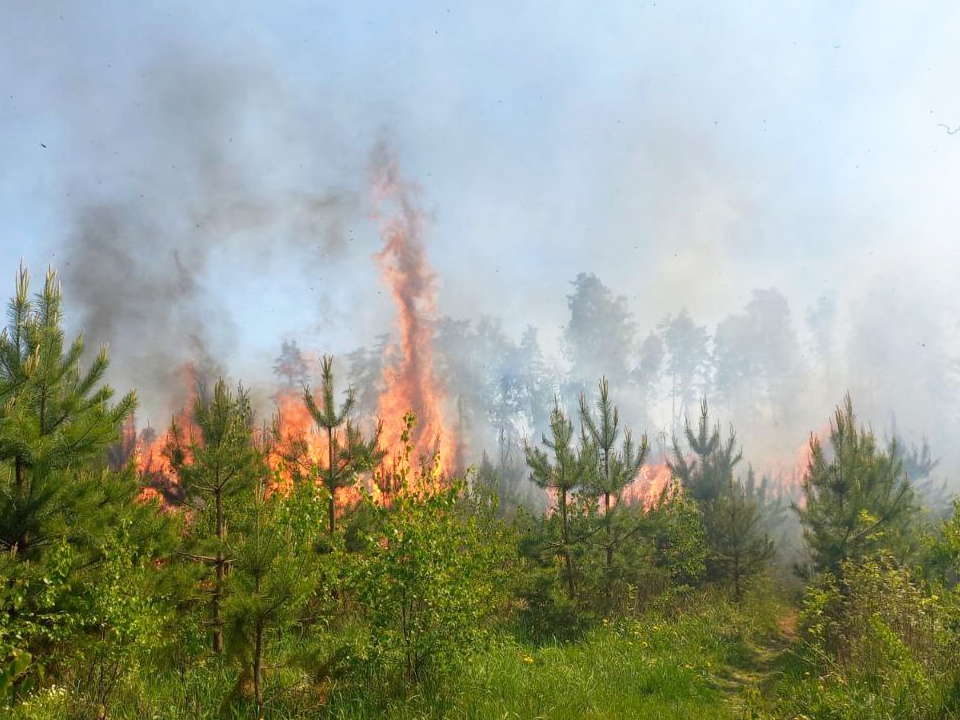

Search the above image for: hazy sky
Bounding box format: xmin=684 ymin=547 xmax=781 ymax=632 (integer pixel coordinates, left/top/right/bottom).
xmin=2 ymin=1 xmax=960 ymax=423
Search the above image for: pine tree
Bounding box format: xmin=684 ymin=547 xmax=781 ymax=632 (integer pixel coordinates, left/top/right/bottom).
xmin=0 ymin=266 xmax=137 ymax=555
xmin=0 ymin=265 xmax=172 ymax=699
xmin=525 ymin=400 xmax=591 ymax=599
xmin=303 ymin=355 xmax=383 ymax=534
xmin=704 ymin=477 xmax=774 ymax=600
xmin=578 ymin=377 xmax=648 ymax=604
xmin=167 ymin=379 xmax=258 ymax=654
xmin=670 ymin=400 xmax=771 ymax=597
xmin=272 ymin=340 xmax=309 ymax=390
xmin=669 ymin=399 xmax=741 ymax=504
xmin=794 ymin=395 xmax=916 ymax=577
xmin=224 ymin=478 xmax=324 ymax=714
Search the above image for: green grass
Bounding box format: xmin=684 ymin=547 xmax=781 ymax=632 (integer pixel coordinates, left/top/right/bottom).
xmin=334 ymin=625 xmax=735 ymax=720
xmin=322 ymin=590 xmax=783 ymax=720
xmin=9 ymin=589 xmax=788 ymax=720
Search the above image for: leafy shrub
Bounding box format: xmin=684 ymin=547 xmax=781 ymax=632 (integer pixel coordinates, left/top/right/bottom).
xmin=354 ymin=478 xmax=513 ymax=687
xmin=782 ymin=556 xmax=960 ymax=719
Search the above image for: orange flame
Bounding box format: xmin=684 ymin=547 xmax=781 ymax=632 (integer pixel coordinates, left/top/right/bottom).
xmin=134 ymin=364 xmax=199 ymax=502
xmin=264 ymin=391 xmax=316 ymax=496
xmin=755 ymin=424 xmax=830 ymax=502
xmin=371 ymin=147 xmax=456 ymax=484
xmin=621 ymin=462 xmax=676 ymax=510
xmin=132 ymin=156 xmax=458 ymax=508
xmin=264 ymin=390 xmax=364 ymax=509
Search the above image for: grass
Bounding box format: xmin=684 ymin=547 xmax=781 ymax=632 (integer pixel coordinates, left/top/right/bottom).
xmin=319 ymin=588 xmax=785 ymax=720
xmin=9 ymin=587 xmax=792 ymax=720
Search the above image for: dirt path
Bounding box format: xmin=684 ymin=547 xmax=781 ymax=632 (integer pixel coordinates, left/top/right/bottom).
xmin=715 ymin=609 xmax=798 ymax=716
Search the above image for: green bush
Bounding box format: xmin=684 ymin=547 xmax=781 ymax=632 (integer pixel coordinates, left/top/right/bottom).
xmin=781 ymin=556 xmax=960 ymax=719
xmin=354 ymin=475 xmax=513 ymax=687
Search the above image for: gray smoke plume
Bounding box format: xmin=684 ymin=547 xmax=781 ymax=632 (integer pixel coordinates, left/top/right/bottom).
xmin=5 ymin=2 xmax=960 ymax=503
xmin=54 ymin=52 xmax=365 ymax=422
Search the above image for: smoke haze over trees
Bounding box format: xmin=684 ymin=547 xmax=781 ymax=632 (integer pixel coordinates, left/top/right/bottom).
xmin=3 ymin=1 xmax=960 ymax=491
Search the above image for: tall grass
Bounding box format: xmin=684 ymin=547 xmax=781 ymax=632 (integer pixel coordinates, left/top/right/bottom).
xmin=8 ymin=587 xmax=786 ymax=720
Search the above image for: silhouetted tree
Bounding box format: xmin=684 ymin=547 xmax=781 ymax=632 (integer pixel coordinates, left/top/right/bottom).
xmin=713 ymin=289 xmax=800 ymax=423
xmin=346 ymin=335 xmax=389 ymax=418
xmin=563 ymin=273 xmax=636 ymax=399
xmin=272 ymin=340 xmax=309 ymax=390
xmin=634 ymin=332 xmax=664 ymax=423
xmin=658 ymin=310 xmax=709 ymax=431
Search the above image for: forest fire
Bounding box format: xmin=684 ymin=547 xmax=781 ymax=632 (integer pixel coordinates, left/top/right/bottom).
xmin=135 ymin=365 xmax=199 ymax=474
xmin=265 ymin=390 xmax=325 ymax=493
xmin=755 ymin=429 xmax=823 ymax=502
xmin=131 ymin=364 xmax=199 ymax=503
xmin=371 ymin=146 xmax=456 ymax=481
xmin=621 ymin=462 xmax=676 ymax=509
xmin=130 ymin=153 xmax=458 ymax=506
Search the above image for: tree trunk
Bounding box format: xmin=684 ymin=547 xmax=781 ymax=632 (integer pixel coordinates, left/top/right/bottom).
xmin=328 ymin=491 xmax=336 ymax=535
xmin=733 ymin=548 xmax=742 ymax=602
xmin=560 ymin=488 xmax=575 ymax=599
xmin=327 ymin=426 xmax=336 ymax=534
xmin=14 ymin=456 xmax=28 ymax=551
xmin=253 ymin=619 xmax=264 ymax=714
xmin=604 ymin=492 xmax=613 ymax=608
xmin=213 ymin=489 xmax=224 ymax=654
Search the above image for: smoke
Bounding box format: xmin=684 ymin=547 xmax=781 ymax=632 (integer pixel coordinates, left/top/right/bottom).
xmin=53 ymin=50 xmax=364 ymax=422
xmin=4 ymin=2 xmax=960 ymax=498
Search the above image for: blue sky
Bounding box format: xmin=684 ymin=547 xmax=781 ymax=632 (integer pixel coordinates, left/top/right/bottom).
xmin=2 ymin=1 xmax=960 ymax=422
